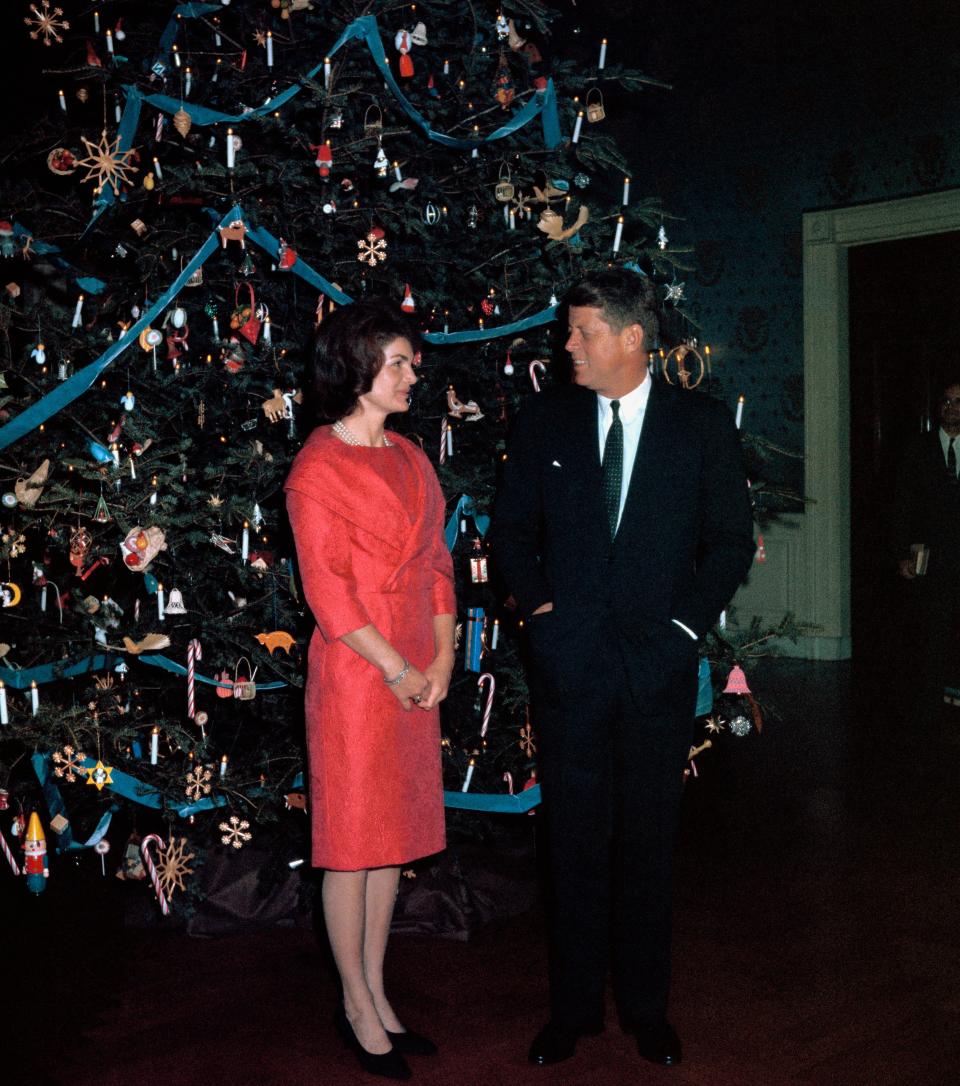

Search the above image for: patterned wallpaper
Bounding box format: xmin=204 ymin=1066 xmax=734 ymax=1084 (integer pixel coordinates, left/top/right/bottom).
xmin=611 ymin=1 xmax=960 ymax=496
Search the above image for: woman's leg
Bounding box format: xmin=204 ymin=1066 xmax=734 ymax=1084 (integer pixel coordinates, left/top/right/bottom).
xmin=322 ymin=869 xmax=391 ymax=1054
xmin=362 ymin=865 xmax=405 ymax=1031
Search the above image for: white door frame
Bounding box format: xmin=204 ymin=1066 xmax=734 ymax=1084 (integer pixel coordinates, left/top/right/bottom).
xmin=733 ymin=189 xmax=960 ymax=659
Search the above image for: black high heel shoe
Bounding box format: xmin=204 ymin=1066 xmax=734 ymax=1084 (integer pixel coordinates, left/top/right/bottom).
xmin=385 ymin=1027 xmax=438 ymax=1056
xmin=333 ymin=1006 xmax=412 ymax=1081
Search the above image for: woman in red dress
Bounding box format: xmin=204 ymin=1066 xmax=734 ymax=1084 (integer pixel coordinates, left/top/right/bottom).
xmin=285 ymin=301 xmax=455 ymax=1080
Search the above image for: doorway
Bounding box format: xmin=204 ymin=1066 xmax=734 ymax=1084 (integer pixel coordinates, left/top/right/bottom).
xmin=848 ymin=230 xmax=960 ymax=704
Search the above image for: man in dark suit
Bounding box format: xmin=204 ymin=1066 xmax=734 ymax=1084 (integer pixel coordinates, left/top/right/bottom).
xmin=893 ymin=376 xmax=960 ymax=728
xmin=490 ymin=269 xmax=755 ymax=1068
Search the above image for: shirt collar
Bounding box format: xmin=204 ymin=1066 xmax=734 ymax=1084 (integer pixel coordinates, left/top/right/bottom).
xmin=597 ymin=372 xmax=651 ymax=423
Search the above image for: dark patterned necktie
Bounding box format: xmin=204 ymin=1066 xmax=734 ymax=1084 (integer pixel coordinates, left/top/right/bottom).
xmin=949 ymin=437 xmax=957 ymax=479
xmin=601 ymin=400 xmax=623 ymax=539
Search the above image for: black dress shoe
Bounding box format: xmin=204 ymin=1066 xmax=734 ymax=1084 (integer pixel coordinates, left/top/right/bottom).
xmin=528 ymin=1020 xmax=603 ymax=1066
xmin=333 ymin=1006 xmax=412 ymax=1080
xmin=385 ymin=1027 xmax=438 ymax=1056
xmin=631 ymin=1020 xmax=682 ymax=1066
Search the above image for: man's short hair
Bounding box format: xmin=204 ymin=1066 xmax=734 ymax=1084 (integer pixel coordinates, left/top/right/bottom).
xmin=563 ymin=269 xmax=660 ymax=347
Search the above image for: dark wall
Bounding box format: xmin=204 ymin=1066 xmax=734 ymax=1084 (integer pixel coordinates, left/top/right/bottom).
xmin=600 ymin=0 xmax=960 ymax=490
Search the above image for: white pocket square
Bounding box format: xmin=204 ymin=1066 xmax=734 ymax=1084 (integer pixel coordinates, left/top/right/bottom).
xmin=551 ymin=460 xmax=562 ymax=467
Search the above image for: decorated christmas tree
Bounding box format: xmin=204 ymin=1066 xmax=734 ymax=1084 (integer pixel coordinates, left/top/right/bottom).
xmin=0 ymin=0 xmax=776 ymax=912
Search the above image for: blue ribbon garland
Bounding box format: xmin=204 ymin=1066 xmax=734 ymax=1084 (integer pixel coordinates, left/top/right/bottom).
xmin=0 ymin=205 xmax=559 ymax=452
xmin=0 ymin=650 xmax=286 ymax=692
xmin=87 ymin=13 xmax=561 ymax=228
xmin=443 ymin=495 xmax=491 ymax=551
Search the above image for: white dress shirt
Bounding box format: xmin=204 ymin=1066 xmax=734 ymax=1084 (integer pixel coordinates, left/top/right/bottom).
xmin=939 ymin=427 xmax=958 ymax=475
xmin=597 ymin=376 xmax=698 ymax=641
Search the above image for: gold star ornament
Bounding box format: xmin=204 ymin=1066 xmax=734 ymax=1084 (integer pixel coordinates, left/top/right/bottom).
xmin=76 ymin=130 xmax=139 ymax=196
xmin=84 ymin=759 xmax=114 ymax=791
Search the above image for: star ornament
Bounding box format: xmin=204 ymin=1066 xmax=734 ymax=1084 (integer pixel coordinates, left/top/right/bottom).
xmin=24 ymin=1 xmax=69 ymax=46
xmin=76 ymin=130 xmax=139 ymax=196
xmin=664 ymin=281 xmax=686 ymax=303
xmin=84 ymin=759 xmax=114 ymax=791
xmin=704 ymin=715 xmax=725 ymax=735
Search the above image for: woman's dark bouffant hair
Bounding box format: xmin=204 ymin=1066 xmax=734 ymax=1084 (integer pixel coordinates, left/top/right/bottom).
xmin=309 ymin=299 xmax=421 ymax=424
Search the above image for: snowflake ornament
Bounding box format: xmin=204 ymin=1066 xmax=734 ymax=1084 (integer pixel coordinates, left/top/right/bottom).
xmin=704 ymin=715 xmax=726 ymax=735
xmin=24 ymin=1 xmax=69 ymax=46
xmin=157 ymin=836 xmax=195 ymax=898
xmin=518 ymin=721 xmax=536 ymax=758
xmin=219 ymin=815 xmax=252 ymax=849
xmin=357 ymin=231 xmax=387 ymax=267
xmin=728 ymin=714 xmax=752 ymax=738
xmin=51 ymin=745 xmax=88 ymax=782
xmin=76 ymin=130 xmax=140 ymax=196
xmin=664 ymin=281 xmax=686 ymax=303
xmin=185 ymin=763 xmax=213 ymax=801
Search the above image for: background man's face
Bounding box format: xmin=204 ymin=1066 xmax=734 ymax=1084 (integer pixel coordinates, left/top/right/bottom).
xmin=940 ymin=383 xmax=960 ymax=432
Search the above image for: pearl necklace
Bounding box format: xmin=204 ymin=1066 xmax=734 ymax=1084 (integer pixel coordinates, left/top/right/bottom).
xmin=333 ymin=420 xmax=393 ymax=447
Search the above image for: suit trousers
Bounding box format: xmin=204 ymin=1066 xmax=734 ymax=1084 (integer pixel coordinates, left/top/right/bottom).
xmin=533 ymin=640 xmax=695 ymax=1030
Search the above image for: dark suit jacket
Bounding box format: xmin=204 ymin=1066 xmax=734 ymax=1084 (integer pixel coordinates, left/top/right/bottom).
xmin=892 ymin=430 xmax=960 ymax=585
xmin=490 ymin=380 xmax=755 ymax=705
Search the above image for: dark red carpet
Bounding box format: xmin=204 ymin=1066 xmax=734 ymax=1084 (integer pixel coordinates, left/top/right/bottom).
xmin=7 ymin=661 xmax=960 ymax=1085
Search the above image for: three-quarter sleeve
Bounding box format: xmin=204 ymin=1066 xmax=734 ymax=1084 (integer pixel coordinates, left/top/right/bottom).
xmin=286 ymin=488 xmax=372 ymax=642
xmin=426 ymin=468 xmax=456 ymax=616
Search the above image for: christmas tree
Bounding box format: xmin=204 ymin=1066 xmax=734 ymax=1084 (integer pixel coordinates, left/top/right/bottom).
xmin=0 ymin=0 xmax=769 ymax=910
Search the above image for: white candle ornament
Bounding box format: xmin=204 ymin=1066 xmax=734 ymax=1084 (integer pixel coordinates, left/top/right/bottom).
xmin=572 ymin=111 xmax=583 ymax=144
xmin=157 ymin=583 xmax=165 ymax=622
xmin=94 ymin=10 xmax=100 ymax=32
xmin=613 ymin=215 xmax=624 ymax=253
xmin=72 ymin=295 xmax=84 ymax=329
xmin=153 ymin=156 xmax=163 ymax=181
xmin=735 ymin=394 xmax=745 ymax=430
xmin=184 ymin=67 xmax=192 ymax=96
xmin=220 ymin=754 xmax=228 ymax=779
xmin=226 ymin=128 xmax=235 ymax=169
xmin=461 ymin=758 xmax=476 ymax=793
xmin=266 ymin=32 xmax=274 ymax=68
xmin=599 ymin=39 xmax=608 ymax=69
xmin=622 ymin=177 xmax=630 ymax=206
xmin=241 ymin=522 xmax=250 ymax=562
xmin=324 ymin=56 xmax=331 ymax=88
xmin=0 ymin=681 xmax=7 ymax=725
xmin=150 ymin=726 xmax=160 ymax=765
xmin=105 ymin=29 xmax=114 ymax=55
xmin=30 ymin=681 xmax=39 ymax=716
xmin=58 ymin=89 xmax=66 ymax=112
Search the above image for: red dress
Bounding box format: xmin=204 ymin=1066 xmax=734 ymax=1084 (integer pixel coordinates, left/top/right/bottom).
xmin=284 ymin=427 xmax=455 ymax=870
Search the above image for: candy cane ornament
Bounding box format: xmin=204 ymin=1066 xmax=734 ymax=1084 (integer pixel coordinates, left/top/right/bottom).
xmin=502 ymin=771 xmax=514 ymax=795
xmin=477 ymin=672 xmax=496 ymax=738
xmin=140 ymin=834 xmax=170 ymax=916
xmin=0 ymin=829 xmax=20 ymax=876
xmin=529 ymin=360 xmax=546 ymax=392
xmin=186 ymin=639 xmax=202 ymax=721
xmin=439 ymin=417 xmax=449 ymax=465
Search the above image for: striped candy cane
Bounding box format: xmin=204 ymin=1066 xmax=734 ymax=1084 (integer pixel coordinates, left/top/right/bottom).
xmin=439 ymin=417 xmax=449 ymax=465
xmin=529 ymin=360 xmax=546 ymax=392
xmin=502 ymin=771 xmax=514 ymax=795
xmin=140 ymin=834 xmax=169 ymax=916
xmin=477 ymin=672 xmax=496 ymax=738
xmin=186 ymin=639 xmax=202 ymax=721
xmin=0 ymin=829 xmax=20 ymax=876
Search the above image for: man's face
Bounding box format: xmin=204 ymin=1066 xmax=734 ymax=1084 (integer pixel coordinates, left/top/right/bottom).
xmin=565 ymin=305 xmax=647 ymax=398
xmin=940 ymin=383 xmax=960 ymax=434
